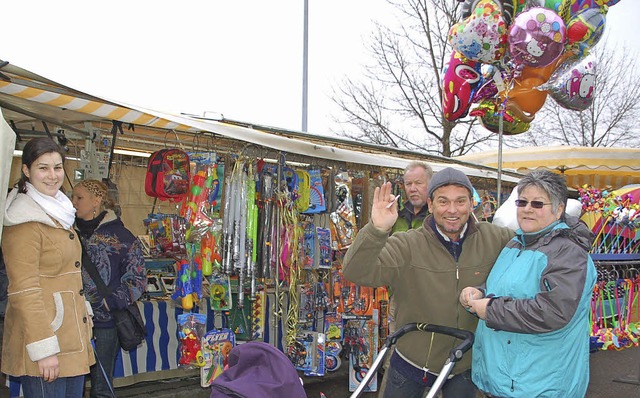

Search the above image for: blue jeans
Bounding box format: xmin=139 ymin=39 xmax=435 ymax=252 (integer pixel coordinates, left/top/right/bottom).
xmin=20 ymin=375 xmax=85 ymax=398
xmin=89 ymin=327 xmax=119 ymax=398
xmin=383 ymin=365 xmax=477 ymax=398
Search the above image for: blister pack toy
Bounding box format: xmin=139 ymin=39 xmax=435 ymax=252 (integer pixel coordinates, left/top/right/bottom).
xmin=177 ymin=313 xmax=207 ymax=368
xmin=200 ymin=328 xmax=235 ymax=387
xmin=209 ymin=272 xmax=232 ymax=311
xmin=324 ymin=312 xmax=344 ymax=341
xmin=345 ymin=311 xmax=379 ymax=392
xmin=325 ymin=341 xmax=343 ymax=372
xmin=289 ymin=330 xmax=326 ymax=377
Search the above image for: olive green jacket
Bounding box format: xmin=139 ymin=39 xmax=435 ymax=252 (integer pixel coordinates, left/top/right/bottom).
xmin=343 ymin=216 xmax=513 ymax=374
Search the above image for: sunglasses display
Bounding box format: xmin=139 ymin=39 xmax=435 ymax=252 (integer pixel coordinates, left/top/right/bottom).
xmin=514 ymin=199 xmax=551 ymax=209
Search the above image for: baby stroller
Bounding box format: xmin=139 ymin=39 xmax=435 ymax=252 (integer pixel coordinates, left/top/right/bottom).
xmin=209 ymin=341 xmax=306 ymax=398
xmin=350 ymin=323 xmax=474 ymax=398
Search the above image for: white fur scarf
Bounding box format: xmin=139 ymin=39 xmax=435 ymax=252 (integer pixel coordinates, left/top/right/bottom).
xmin=25 ymin=182 xmax=76 ymax=230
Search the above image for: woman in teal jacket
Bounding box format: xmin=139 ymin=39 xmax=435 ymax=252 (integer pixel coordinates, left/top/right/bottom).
xmin=460 ymin=170 xmax=597 ymax=398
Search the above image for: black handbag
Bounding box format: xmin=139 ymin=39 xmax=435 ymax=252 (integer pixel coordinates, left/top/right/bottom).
xmin=82 ymin=248 xmax=146 ymax=351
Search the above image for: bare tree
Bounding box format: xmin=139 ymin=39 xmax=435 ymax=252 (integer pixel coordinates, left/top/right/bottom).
xmin=332 ymin=1 xmax=640 ymax=156
xmin=330 ymin=0 xmax=495 ymax=157
xmin=507 ymin=43 xmax=640 ymax=148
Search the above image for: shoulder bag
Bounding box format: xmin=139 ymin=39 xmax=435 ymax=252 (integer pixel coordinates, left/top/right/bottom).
xmin=83 ymin=250 xmax=147 ymax=351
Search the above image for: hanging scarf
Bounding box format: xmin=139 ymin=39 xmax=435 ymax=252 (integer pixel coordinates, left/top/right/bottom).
xmin=75 ymin=211 xmax=107 ymax=240
xmin=24 ymin=182 xmax=76 ymax=230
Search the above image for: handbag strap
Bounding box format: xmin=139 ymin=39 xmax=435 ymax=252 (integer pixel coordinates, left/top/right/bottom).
xmin=81 ymin=244 xmax=112 ymax=298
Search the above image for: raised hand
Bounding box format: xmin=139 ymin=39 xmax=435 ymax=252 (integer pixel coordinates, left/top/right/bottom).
xmin=370 ymin=181 xmax=400 ymax=232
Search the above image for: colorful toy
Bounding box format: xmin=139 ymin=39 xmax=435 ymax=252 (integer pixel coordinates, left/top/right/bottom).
xmin=201 ymin=328 xmax=236 ymax=387
xmin=172 ymin=259 xmax=195 ymax=310
xmin=177 ymin=313 xmax=207 ymax=368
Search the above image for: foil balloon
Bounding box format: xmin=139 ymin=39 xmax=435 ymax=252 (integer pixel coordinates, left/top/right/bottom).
xmin=469 ymin=99 xmax=531 ymax=135
xmin=566 ymin=6 xmax=606 ymax=57
xmin=569 ymin=0 xmax=619 ymax=16
xmin=461 ymin=0 xmax=519 ymax=27
xmin=448 ymin=0 xmax=509 ymax=64
xmin=544 ymin=54 xmax=596 ymax=111
xmin=503 ymin=49 xmax=576 ymax=118
xmin=508 ymin=7 xmax=566 ymax=67
xmin=442 ymin=51 xmax=482 ymax=121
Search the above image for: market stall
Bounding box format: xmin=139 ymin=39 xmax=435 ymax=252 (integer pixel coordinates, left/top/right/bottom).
xmin=0 ymin=60 xmax=524 ymax=396
xmin=578 ymin=184 xmax=640 ymax=352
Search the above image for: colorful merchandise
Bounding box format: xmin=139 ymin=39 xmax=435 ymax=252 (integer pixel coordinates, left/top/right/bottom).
xmin=201 ymin=328 xmax=236 ymax=387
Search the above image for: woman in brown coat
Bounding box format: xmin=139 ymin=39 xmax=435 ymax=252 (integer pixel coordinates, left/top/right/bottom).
xmin=2 ymin=138 xmax=94 ymax=397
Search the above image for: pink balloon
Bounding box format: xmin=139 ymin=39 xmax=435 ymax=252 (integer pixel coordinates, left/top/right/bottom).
xmin=509 ymin=7 xmax=566 ymax=67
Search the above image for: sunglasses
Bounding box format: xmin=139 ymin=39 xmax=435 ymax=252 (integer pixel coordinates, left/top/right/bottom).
xmin=515 ymin=199 xmax=552 ymax=209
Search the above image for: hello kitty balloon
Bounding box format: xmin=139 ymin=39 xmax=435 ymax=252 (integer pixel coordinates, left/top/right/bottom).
xmin=509 ymin=7 xmax=566 ymax=67
xmin=543 ymin=54 xmax=597 ymax=111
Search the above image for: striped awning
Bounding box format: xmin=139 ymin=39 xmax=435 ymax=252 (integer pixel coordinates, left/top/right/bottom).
xmin=455 ymin=146 xmax=640 ymax=190
xmin=0 ymin=62 xmax=524 ymax=182
xmin=0 ymin=63 xmax=196 ymax=133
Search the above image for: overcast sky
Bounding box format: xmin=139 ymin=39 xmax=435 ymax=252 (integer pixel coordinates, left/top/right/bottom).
xmin=3 ymin=1 xmax=638 ymax=137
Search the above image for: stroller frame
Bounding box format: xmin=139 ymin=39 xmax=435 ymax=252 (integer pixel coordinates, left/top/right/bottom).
xmin=350 ymin=323 xmax=474 ymax=398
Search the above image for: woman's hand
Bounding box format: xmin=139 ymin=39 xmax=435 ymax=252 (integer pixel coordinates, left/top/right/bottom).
xmin=38 ymin=355 xmax=60 ymax=382
xmin=468 ymin=298 xmax=490 ymax=320
xmin=459 ymin=286 xmax=484 ymax=309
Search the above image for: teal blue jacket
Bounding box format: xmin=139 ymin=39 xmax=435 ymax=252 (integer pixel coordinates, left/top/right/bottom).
xmin=472 ymin=216 xmax=596 ymax=397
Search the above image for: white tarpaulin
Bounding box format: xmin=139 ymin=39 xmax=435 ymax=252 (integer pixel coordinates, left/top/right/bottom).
xmin=127 ymin=104 xmax=521 ymax=182
xmin=0 ymin=108 xmax=16 ymax=242
xmin=0 ymin=61 xmax=520 ymax=183
xmin=456 ymin=146 xmax=640 ymax=189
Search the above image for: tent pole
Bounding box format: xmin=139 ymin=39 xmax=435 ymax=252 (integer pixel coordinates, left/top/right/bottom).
xmin=301 ymin=0 xmax=309 ymax=132
xmin=497 ymin=106 xmax=504 ymax=205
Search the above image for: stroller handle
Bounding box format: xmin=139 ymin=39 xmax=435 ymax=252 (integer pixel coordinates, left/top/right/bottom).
xmin=350 ymin=323 xmax=474 ymax=398
xmin=387 ymin=323 xmax=474 ymax=363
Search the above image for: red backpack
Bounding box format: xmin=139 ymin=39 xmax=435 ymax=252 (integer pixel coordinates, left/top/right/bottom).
xmin=145 ymin=148 xmax=191 ymax=201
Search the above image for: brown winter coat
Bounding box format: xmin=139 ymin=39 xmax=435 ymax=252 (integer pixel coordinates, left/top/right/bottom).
xmin=1 ymin=191 xmax=94 ymax=377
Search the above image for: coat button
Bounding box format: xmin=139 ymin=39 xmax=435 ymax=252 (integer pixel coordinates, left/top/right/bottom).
xmin=79 ymin=289 xmax=85 ymax=296
xmin=75 ymin=261 xmax=81 ymax=268
xmin=83 ymin=317 xmax=88 ymax=323
xmin=69 ymin=233 xmax=75 ymax=240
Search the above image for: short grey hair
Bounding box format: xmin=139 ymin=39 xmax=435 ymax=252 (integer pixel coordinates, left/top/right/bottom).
xmin=404 ymin=161 xmax=434 ymax=178
xmin=517 ymin=170 xmax=568 ymax=217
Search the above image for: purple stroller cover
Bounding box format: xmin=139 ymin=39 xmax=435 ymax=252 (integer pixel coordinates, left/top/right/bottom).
xmin=210 ymin=341 xmax=306 ymax=398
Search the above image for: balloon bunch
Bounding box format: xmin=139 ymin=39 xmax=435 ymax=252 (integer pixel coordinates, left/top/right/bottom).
xmin=444 ymin=0 xmax=618 ymax=134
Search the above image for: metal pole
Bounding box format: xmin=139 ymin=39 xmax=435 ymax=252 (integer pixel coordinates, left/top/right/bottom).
xmin=301 ymin=0 xmax=309 ymax=132
xmin=496 ymin=106 xmax=504 ymax=205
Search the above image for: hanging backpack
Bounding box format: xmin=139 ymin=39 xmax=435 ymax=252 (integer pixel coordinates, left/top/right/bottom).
xmin=145 ymin=148 xmax=191 ymax=201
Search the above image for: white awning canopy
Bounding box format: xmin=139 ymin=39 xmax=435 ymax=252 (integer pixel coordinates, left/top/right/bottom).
xmin=0 ymin=61 xmax=521 ymax=183
xmin=456 ymin=146 xmax=640 ymax=189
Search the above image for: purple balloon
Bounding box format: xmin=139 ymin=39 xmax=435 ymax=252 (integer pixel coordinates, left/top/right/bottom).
xmin=509 ymin=7 xmax=566 ymax=67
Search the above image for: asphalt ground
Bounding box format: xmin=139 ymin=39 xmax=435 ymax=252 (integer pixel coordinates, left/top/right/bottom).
xmin=0 ymin=346 xmax=637 ymax=397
